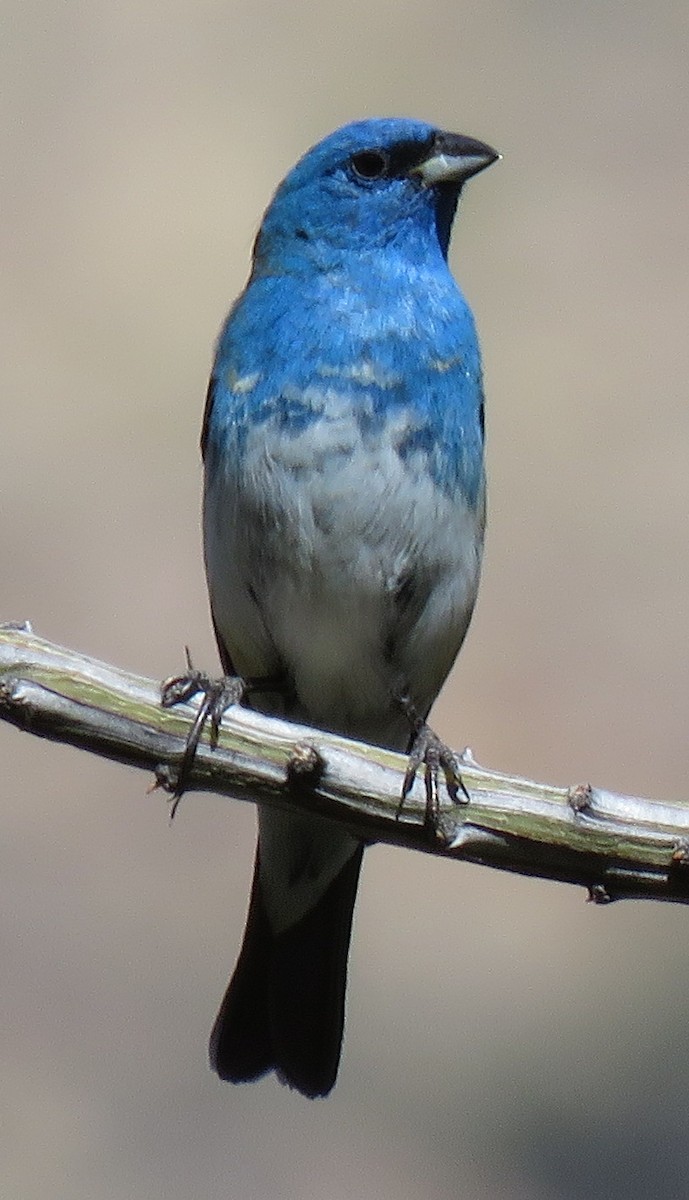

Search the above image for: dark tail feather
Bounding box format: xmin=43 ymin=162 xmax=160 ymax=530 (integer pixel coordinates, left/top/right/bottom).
xmin=209 ymin=844 xmax=364 ymax=1099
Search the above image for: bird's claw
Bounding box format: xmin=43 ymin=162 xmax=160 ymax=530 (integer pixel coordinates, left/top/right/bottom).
xmin=396 ymin=695 xmax=470 ymax=834
xmin=161 ymin=657 xmax=248 ymax=812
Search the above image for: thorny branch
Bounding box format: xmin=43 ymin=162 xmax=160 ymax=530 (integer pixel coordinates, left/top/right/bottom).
xmin=2 ymin=623 xmax=689 ymax=904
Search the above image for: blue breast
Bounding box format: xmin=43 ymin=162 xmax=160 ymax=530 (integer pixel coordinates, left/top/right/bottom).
xmin=204 ymin=259 xmax=485 ymax=510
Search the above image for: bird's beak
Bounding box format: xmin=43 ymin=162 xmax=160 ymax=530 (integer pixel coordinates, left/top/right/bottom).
xmin=415 ymin=132 xmax=500 ymax=186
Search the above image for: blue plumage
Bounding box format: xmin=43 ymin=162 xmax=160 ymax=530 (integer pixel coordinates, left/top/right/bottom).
xmin=202 ymin=118 xmax=498 ymax=1096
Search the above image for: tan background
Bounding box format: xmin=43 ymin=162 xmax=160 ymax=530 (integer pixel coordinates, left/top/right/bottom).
xmin=3 ymin=2 xmax=689 ymax=1197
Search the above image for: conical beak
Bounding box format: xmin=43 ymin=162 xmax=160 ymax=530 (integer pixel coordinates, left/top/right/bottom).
xmin=415 ymin=132 xmax=500 ymax=186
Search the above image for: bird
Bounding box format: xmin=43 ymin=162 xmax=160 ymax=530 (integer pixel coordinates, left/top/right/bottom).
xmin=181 ymin=117 xmax=497 ymax=1097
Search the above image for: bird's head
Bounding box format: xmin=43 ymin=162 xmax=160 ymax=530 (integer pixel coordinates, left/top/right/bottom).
xmin=251 ymin=118 xmax=499 ymax=275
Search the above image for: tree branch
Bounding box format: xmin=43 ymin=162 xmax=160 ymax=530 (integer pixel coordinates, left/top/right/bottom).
xmin=2 ymin=622 xmax=689 ymax=904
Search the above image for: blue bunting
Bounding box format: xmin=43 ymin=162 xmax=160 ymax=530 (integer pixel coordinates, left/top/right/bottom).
xmin=203 ymin=117 xmax=498 ymax=1097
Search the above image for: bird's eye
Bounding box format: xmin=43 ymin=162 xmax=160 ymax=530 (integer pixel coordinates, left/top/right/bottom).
xmin=350 ymin=150 xmax=389 ymax=180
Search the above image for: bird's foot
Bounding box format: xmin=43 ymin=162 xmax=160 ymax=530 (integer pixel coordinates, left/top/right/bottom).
xmin=396 ymin=694 xmax=470 ymax=833
xmin=161 ymin=648 xmax=283 ymax=813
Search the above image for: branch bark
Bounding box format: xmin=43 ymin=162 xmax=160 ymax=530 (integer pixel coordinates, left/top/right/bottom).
xmin=2 ymin=622 xmax=689 ymax=904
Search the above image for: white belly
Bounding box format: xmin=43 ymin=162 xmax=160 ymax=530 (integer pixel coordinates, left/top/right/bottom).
xmin=204 ymin=403 xmax=484 ymax=750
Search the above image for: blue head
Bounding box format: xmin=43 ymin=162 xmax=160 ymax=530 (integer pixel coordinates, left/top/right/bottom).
xmin=251 ymin=118 xmax=498 ymax=275
xmin=207 ymin=118 xmax=497 ymax=506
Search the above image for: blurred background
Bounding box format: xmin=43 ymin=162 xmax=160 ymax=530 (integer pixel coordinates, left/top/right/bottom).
xmin=3 ymin=1 xmax=689 ymax=1197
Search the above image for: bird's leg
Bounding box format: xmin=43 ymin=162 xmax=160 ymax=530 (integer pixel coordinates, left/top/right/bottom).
xmin=161 ymin=647 xmax=285 ymax=809
xmin=396 ymin=692 xmax=470 ymax=831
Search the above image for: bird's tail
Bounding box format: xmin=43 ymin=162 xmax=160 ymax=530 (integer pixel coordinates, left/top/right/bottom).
xmin=209 ymin=843 xmax=364 ymax=1098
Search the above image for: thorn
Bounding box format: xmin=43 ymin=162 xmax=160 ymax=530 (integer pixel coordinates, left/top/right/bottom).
xmin=587 ymin=883 xmax=613 ymax=904
xmin=568 ymin=783 xmax=593 ymax=814
xmin=287 ymin=741 xmax=325 ymax=787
